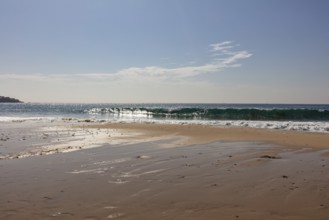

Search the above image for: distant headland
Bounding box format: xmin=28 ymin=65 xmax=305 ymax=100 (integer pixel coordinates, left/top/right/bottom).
xmin=0 ymin=96 xmax=23 ymax=103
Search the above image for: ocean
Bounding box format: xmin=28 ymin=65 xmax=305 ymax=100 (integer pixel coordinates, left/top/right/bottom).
xmin=1 ymin=103 xmax=329 ymax=133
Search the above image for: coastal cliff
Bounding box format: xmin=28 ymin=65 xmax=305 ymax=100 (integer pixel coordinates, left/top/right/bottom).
xmin=0 ymin=96 xmax=23 ymax=103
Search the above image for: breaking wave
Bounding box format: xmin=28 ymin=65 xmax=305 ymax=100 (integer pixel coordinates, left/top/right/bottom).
xmin=85 ymin=107 xmax=329 ymax=121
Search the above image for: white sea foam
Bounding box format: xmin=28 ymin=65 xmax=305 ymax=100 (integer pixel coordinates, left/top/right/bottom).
xmin=217 ymin=120 xmax=329 ymax=133
xmin=0 ymin=116 xmax=56 ymax=122
xmin=2 ymin=114 xmax=328 ymax=133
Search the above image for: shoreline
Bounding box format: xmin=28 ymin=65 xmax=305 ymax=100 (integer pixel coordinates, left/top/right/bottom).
xmin=1 ymin=120 xmax=329 ymax=160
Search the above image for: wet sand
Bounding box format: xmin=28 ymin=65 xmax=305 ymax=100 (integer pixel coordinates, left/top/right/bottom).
xmin=85 ymin=122 xmax=329 ymax=148
xmin=1 ymin=121 xmax=329 ymax=219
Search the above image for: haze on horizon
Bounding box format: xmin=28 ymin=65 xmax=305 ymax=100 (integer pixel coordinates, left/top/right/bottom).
xmin=1 ymin=0 xmax=329 ymax=104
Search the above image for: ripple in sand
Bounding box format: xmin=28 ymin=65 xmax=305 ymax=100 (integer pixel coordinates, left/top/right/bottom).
xmin=108 ymin=179 xmax=130 ymax=184
xmin=69 ymin=167 xmax=109 ymax=174
xmin=107 ymin=213 xmax=124 ymax=219
xmin=93 ymin=157 xmax=131 ymax=166
xmin=104 ymin=206 xmax=117 ymax=210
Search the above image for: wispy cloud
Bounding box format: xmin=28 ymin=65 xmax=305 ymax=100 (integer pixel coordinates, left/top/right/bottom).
xmin=80 ymin=41 xmax=252 ymax=82
xmin=210 ymin=41 xmax=234 ymax=53
xmin=0 ymin=41 xmax=252 ymax=84
xmin=0 ymin=73 xmax=74 ymax=82
xmin=0 ymin=73 xmax=48 ymax=80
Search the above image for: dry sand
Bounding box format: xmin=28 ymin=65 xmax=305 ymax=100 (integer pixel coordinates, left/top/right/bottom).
xmin=1 ymin=121 xmax=329 ymax=219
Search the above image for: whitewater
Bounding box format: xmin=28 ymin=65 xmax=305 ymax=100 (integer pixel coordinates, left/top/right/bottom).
xmin=1 ymin=103 xmax=329 ymax=133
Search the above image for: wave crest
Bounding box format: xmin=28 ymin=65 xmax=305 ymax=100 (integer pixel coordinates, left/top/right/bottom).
xmin=85 ymin=107 xmax=329 ymax=121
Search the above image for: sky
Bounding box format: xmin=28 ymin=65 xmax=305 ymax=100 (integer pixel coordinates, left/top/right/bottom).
xmin=0 ymin=0 xmax=329 ymax=104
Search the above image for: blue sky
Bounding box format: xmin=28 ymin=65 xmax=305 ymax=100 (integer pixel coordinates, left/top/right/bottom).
xmin=1 ymin=0 xmax=329 ymax=103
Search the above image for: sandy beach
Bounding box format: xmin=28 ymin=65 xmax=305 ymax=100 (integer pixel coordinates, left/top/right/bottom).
xmin=2 ymin=0 xmax=329 ymax=219
xmin=1 ymin=120 xmax=329 ymax=219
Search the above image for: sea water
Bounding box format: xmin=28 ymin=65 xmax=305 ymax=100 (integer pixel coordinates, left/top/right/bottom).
xmin=0 ymin=103 xmax=329 ymax=133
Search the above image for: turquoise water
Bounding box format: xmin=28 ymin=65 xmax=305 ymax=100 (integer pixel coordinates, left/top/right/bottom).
xmin=1 ymin=103 xmax=329 ymax=121
xmin=1 ymin=103 xmax=329 ymax=133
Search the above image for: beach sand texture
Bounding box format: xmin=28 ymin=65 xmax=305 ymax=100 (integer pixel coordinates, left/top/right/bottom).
xmin=1 ymin=121 xmax=329 ymax=219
